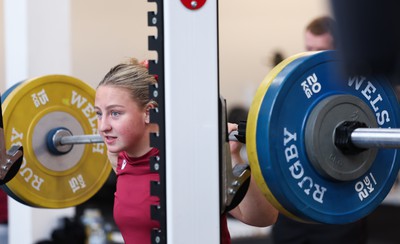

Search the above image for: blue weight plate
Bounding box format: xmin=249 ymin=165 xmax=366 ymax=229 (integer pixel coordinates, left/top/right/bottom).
xmin=1 ymin=81 xmax=23 ymax=102
xmin=247 ymin=50 xmax=400 ymax=224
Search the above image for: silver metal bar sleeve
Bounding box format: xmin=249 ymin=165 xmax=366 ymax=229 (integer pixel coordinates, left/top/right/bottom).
xmin=351 ymin=128 xmax=400 ymax=149
xmin=59 ymin=134 xmax=104 ymax=145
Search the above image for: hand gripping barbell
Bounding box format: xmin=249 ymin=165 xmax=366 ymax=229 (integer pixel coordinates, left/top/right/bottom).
xmin=2 ymin=51 xmax=400 ymax=224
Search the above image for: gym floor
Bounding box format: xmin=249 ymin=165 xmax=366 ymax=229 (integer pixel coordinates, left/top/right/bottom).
xmin=231 ymin=204 xmax=400 ymax=244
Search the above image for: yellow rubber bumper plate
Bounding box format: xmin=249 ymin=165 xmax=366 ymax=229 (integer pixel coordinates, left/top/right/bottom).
xmin=1 ymin=75 xmax=111 ymax=208
xmin=247 ymin=52 xmax=311 ymax=222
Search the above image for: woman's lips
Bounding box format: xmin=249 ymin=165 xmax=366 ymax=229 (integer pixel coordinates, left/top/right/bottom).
xmin=104 ymin=135 xmax=117 ymax=144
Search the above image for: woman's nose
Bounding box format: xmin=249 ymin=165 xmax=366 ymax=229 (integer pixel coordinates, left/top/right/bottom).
xmin=98 ymin=118 xmax=111 ymax=132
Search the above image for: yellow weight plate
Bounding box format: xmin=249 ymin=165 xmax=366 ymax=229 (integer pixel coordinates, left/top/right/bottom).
xmin=246 ymin=52 xmax=314 ymax=222
xmin=2 ymin=75 xmax=111 ymax=208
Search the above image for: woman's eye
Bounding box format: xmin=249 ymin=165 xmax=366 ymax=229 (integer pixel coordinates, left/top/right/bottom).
xmin=111 ymin=111 xmax=120 ymax=117
xmin=95 ymin=111 xmax=102 ymax=118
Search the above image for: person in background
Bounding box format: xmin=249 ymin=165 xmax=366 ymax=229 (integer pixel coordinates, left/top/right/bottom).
xmin=94 ymin=58 xmax=277 ymax=244
xmin=271 ymin=16 xmax=368 ymax=244
xmin=304 ymin=16 xmax=336 ymax=51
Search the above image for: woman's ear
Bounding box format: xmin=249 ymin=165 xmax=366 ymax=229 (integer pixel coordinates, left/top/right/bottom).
xmin=145 ymin=102 xmax=155 ymax=124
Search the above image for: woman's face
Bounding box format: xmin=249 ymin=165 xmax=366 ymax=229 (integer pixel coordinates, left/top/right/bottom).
xmin=95 ymin=85 xmax=150 ymax=157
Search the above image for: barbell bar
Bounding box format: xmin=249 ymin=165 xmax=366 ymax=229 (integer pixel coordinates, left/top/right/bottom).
xmin=231 ymin=126 xmax=400 ymax=150
xmin=48 ymin=125 xmax=400 ymax=152
xmin=46 ymin=127 xmax=103 ymax=155
xmin=53 ymin=130 xmax=104 ymax=145
xmin=348 ymin=128 xmax=400 ymax=149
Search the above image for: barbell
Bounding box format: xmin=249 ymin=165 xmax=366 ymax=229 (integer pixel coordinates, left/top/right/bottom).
xmin=1 ymin=51 xmax=400 ymax=224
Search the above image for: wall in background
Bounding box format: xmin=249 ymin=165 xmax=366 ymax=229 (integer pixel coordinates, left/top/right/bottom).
xmin=219 ymin=0 xmax=331 ymax=110
xmin=70 ymin=1 xmax=154 ymax=87
xmin=1 ymin=0 xmax=330 ymax=109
